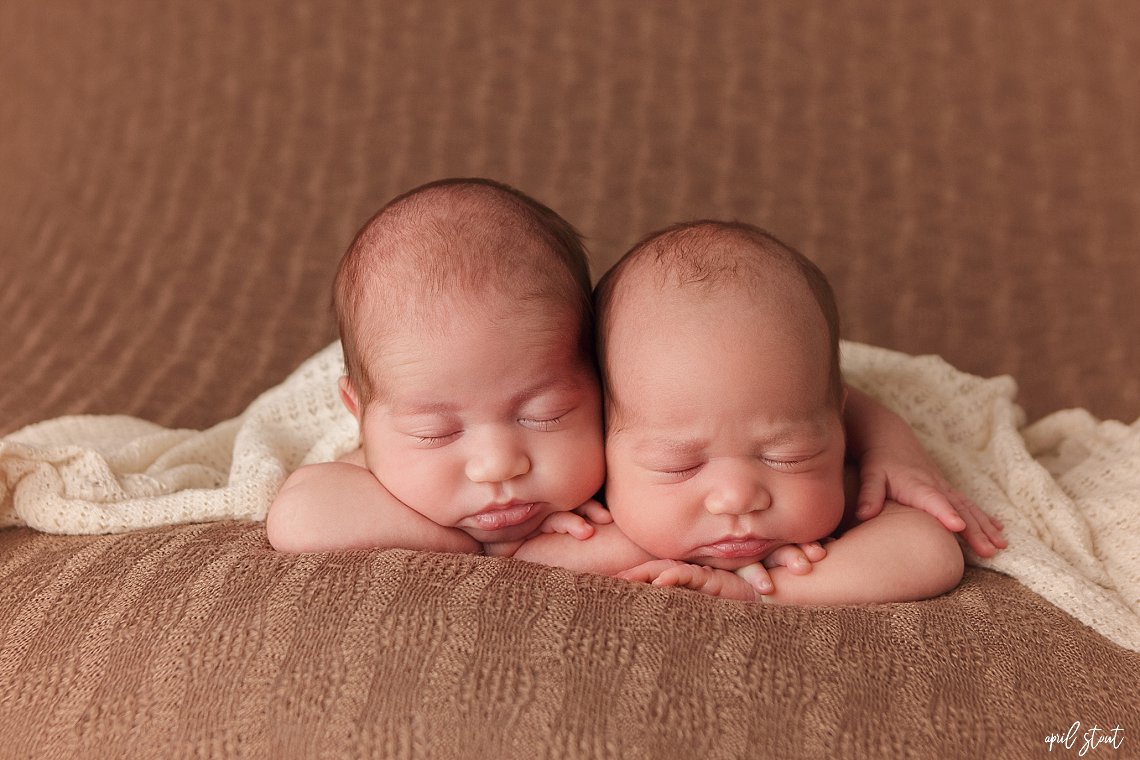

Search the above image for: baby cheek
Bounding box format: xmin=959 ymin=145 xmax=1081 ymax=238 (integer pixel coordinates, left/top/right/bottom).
xmin=610 ymin=504 xmax=678 ymax=559
xmin=370 ymin=446 xmax=462 ymax=509
xmin=799 ymin=482 xmax=846 ymax=538
xmin=579 ymin=431 xmax=607 ymax=492
xmin=543 ymin=429 xmax=606 ymax=507
xmin=599 ymin=470 xmax=645 ymax=538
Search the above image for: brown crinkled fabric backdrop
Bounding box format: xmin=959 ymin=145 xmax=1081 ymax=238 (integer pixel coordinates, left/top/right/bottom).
xmin=1 ymin=2 xmax=1138 ymax=759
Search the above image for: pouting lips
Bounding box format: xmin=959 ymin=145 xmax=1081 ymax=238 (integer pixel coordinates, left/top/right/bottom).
xmin=699 ymin=538 xmax=778 ymax=559
xmin=466 ymin=502 xmax=539 ymax=531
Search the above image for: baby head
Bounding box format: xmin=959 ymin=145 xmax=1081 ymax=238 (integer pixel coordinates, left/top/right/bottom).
xmin=333 ymin=178 xmax=605 ymax=543
xmin=595 ymin=221 xmax=847 ymax=569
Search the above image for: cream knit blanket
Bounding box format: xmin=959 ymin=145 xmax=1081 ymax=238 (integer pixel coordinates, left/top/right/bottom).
xmin=2 ymin=342 xmax=1138 ymax=652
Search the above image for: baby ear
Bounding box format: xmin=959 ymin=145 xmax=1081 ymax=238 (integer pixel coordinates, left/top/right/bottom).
xmin=338 ymin=376 xmax=361 ymax=419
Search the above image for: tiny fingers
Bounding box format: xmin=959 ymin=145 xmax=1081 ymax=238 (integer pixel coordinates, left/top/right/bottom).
xmin=762 ymin=542 xmax=825 ymax=573
xmin=735 ymin=563 xmax=774 ymax=595
xmin=539 ymin=512 xmax=594 ymax=539
xmin=571 ymin=521 xmax=595 ymax=540
xmin=951 ymin=492 xmax=1008 ymax=555
xmin=619 ymin=559 xmax=683 ymax=584
xmin=762 ymin=545 xmax=811 ymax=575
xmin=651 ymin=567 xmax=694 ymax=588
xmin=915 ymin=484 xmax=967 ymax=532
xmin=961 ymin=494 xmax=1007 ymax=546
xmin=856 ymin=471 xmax=888 ymax=520
xmin=575 ymin=499 xmax=613 ymax=525
xmin=984 ymin=519 xmax=1008 ymax=549
xmin=800 ymin=541 xmax=827 ymax=563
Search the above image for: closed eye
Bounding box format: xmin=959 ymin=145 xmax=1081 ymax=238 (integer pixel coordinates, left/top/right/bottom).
xmin=413 ymin=432 xmax=461 ymax=447
xmin=761 ymin=456 xmax=814 ymax=472
xmin=652 ymin=463 xmax=703 ymax=482
xmin=519 ymin=414 xmax=566 ymax=431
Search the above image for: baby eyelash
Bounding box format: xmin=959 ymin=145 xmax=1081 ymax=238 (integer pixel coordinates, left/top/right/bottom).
xmin=762 ymin=457 xmax=810 ymax=471
xmin=415 ymin=432 xmax=459 ymax=446
xmin=523 ymin=415 xmax=565 ymax=431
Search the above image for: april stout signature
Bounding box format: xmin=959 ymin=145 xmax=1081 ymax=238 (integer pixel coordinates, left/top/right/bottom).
xmin=1045 ymin=722 xmax=1125 ymax=755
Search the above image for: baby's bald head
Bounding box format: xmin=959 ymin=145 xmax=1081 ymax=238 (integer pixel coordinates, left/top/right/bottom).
xmin=334 ymin=178 xmax=593 ymax=404
xmin=594 ymin=220 xmax=843 ymax=423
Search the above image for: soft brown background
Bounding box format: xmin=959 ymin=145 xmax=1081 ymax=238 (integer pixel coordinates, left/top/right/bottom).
xmin=2 ymin=1 xmax=1138 ymax=434
xmin=2 ymin=2 xmax=1138 ymax=759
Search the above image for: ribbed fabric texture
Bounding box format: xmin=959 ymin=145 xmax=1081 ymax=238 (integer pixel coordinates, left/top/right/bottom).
xmin=2 ymin=525 xmax=1138 ymax=759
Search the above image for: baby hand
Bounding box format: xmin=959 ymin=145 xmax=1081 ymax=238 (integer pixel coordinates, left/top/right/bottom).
xmin=857 ymin=447 xmax=1007 ymax=557
xmin=619 ymin=560 xmax=759 ymax=601
xmin=573 ymin=498 xmax=613 ymax=526
xmin=734 ymin=541 xmax=828 ymax=595
xmin=534 ymin=499 xmax=610 ymax=541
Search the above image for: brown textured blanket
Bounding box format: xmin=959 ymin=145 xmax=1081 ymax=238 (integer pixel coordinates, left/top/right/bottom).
xmin=2 ymin=1 xmax=1138 ymax=758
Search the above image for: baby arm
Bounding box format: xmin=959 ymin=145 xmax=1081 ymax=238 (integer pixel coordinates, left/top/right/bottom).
xmin=844 ymin=385 xmax=1006 ymax=556
xmin=749 ymin=501 xmax=964 ymax=604
xmin=623 ymin=503 xmax=962 ymax=604
xmin=266 ymin=458 xmax=481 ymax=555
xmin=512 ymin=521 xmax=657 ymax=576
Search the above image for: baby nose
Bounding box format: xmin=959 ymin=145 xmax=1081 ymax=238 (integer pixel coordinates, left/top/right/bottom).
xmin=704 ymin=464 xmax=771 ymax=515
xmin=464 ymin=431 xmax=531 ymax=484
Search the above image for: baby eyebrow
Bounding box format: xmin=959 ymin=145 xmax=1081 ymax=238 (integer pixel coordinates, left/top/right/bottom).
xmin=510 ymin=375 xmax=583 ymax=406
xmin=390 ymin=377 xmax=582 ymax=418
xmin=390 ymin=401 xmax=458 ymax=417
xmin=752 ymin=427 xmax=815 ymax=449
xmin=633 ymin=437 xmax=705 ymax=458
xmin=632 ymin=424 xmax=824 ymax=457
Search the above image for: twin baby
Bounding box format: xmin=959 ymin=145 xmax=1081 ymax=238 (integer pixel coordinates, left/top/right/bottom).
xmin=267 ymin=177 xmax=1005 ymax=604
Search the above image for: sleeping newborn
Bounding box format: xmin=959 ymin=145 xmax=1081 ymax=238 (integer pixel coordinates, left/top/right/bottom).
xmin=519 ymin=220 xmax=1003 ymax=602
xmin=267 ymin=177 xmax=609 ymax=557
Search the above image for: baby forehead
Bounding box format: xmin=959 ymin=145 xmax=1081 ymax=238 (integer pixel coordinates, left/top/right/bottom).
xmin=353 ymin=273 xmax=584 ymax=339
xmin=357 ymin=292 xmax=588 ymax=364
xmin=360 ymin=303 xmax=596 ymax=405
xmin=347 ymin=253 xmax=582 ymax=350
xmin=605 ymin=280 xmax=819 ymax=345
